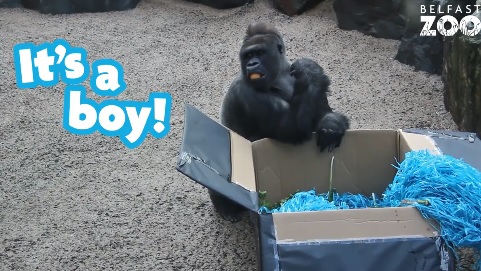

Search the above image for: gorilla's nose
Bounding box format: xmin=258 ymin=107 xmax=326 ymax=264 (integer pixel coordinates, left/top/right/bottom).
xmin=247 ymin=60 xmax=259 ymax=68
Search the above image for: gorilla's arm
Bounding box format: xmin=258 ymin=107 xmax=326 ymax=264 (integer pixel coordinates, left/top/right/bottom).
xmin=220 ymin=78 xmax=291 ymax=141
xmin=275 ymin=58 xmax=350 ymax=152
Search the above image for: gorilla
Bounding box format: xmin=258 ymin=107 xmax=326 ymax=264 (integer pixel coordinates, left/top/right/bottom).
xmin=209 ymin=22 xmax=350 ymax=222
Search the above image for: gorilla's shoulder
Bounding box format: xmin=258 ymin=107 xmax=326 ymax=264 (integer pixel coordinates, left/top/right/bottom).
xmin=226 ymin=73 xmax=245 ymax=93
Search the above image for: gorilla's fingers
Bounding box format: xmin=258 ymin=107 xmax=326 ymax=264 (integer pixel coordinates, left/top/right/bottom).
xmin=328 ymin=138 xmax=339 ymax=153
xmin=289 ymin=67 xmax=298 ymax=77
xmin=335 ymin=135 xmax=343 ymax=148
xmin=317 ymin=131 xmax=328 ymax=152
xmin=327 ymin=130 xmax=337 ymax=153
xmin=289 ymin=65 xmax=295 ymax=76
xmin=328 ymin=143 xmax=334 ymax=153
xmin=289 ymin=62 xmax=304 ymax=79
xmin=317 ymin=129 xmax=343 ymax=153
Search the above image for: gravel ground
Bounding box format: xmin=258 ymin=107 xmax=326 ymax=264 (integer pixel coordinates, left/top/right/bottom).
xmin=1 ymin=0 xmax=469 ymax=270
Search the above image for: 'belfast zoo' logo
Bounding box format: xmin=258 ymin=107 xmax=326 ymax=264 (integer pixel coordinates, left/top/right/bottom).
xmin=420 ymin=4 xmax=481 ymax=36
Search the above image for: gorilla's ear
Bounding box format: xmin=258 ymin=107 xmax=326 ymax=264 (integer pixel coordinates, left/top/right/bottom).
xmin=277 ymin=44 xmax=283 ymax=55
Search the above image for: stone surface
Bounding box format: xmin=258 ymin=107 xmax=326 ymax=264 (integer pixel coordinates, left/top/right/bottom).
xmin=0 ymin=0 xmax=21 ymax=7
xmin=442 ymin=27 xmax=481 ymax=138
xmin=394 ymin=0 xmax=478 ymax=75
xmin=20 ymin=0 xmax=141 ymax=14
xmin=183 ymin=0 xmax=253 ymax=9
xmin=394 ymin=0 xmax=443 ymax=75
xmin=332 ymin=0 xmax=408 ymax=40
xmin=272 ymin=0 xmax=324 ymax=16
xmin=395 ymin=31 xmax=444 ymax=75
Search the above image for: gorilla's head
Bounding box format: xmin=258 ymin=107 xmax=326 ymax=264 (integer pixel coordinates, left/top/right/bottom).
xmin=239 ymin=22 xmax=286 ymax=89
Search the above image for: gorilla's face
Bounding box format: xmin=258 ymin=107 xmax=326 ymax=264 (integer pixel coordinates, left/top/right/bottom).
xmin=240 ymin=35 xmax=283 ymax=90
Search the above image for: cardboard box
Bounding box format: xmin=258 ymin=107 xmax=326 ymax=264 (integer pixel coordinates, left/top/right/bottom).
xmin=176 ymin=104 xmax=481 ymax=271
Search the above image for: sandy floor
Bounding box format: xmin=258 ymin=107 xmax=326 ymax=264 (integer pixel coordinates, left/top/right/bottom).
xmin=0 ymin=0 xmax=460 ymax=270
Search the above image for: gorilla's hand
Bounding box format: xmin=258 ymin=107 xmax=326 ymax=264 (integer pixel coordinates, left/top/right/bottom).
xmin=289 ymin=60 xmax=309 ymax=95
xmin=289 ymin=60 xmax=304 ymax=79
xmin=289 ymin=58 xmax=325 ymax=96
xmin=316 ymin=112 xmax=349 ymax=153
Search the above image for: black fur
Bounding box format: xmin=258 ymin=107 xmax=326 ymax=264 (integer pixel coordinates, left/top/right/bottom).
xmin=209 ymin=22 xmax=350 ymax=222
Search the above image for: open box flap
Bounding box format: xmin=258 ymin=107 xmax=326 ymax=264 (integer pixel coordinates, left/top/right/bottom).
xmin=271 ymin=207 xmax=438 ymax=242
xmin=400 ymin=129 xmax=481 ymax=171
xmin=257 ymin=209 xmax=453 ymax=271
xmin=176 ymin=104 xmax=259 ymax=212
xmin=252 ymin=129 xmax=400 ymax=204
xmin=274 ymin=236 xmax=452 ymax=271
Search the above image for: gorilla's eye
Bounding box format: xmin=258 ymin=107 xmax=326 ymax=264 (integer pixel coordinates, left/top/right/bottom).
xmin=245 ymin=51 xmax=260 ymax=59
xmin=277 ymin=44 xmax=283 ymax=54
